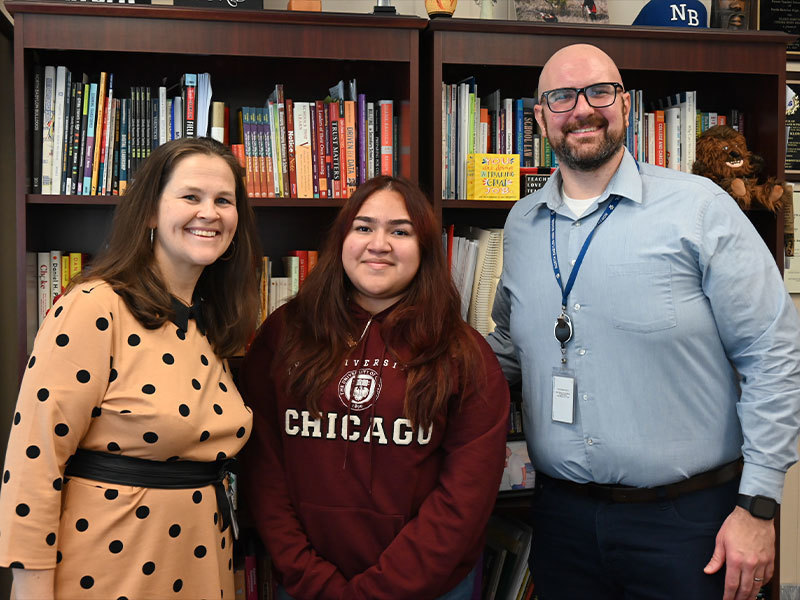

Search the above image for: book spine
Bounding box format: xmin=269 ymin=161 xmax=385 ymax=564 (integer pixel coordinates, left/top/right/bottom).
xmin=69 ymin=82 xmax=84 ymax=195
xmin=150 ymin=93 xmax=158 ymax=154
xmin=241 ymin=108 xmax=256 ymax=199
xmin=158 ymin=86 xmax=167 ymax=146
xmin=310 ymin=100 xmax=320 ymax=198
xmin=379 ymin=100 xmax=393 ymax=176
xmin=37 ymin=252 xmax=50 ymax=327
xmin=97 ymin=95 xmax=110 ymax=195
xmin=285 ymin=98 xmax=298 ymax=198
xmin=32 ymin=66 xmax=44 ymax=194
xmin=112 ymin=99 xmax=121 ymax=195
xmin=255 ymin=107 xmax=271 ymax=200
xmin=323 ymin=100 xmax=333 ymax=194
xmin=315 ymin=100 xmax=327 ymax=199
xmin=367 ymin=101 xmax=375 ymax=180
xmin=276 ymin=85 xmax=290 ymax=197
xmin=357 ymin=93 xmax=367 ymax=184
xmin=60 ymin=73 xmax=73 ymax=194
xmin=82 ymin=82 xmax=99 ymax=195
xmin=90 ymin=72 xmax=108 ymax=195
xmin=344 ymin=100 xmax=357 ymax=196
xmin=52 ymin=66 xmax=68 ymax=194
xmin=120 ymin=98 xmax=129 ymax=195
xmin=268 ymin=102 xmax=281 ymax=197
xmin=329 ymin=102 xmax=341 ymax=199
xmin=76 ymin=83 xmax=90 ymax=195
xmin=49 ymin=250 xmax=62 ymax=304
xmin=184 ymin=74 xmax=197 ymax=138
xmin=338 ymin=102 xmax=347 ymax=198
xmin=294 ymin=102 xmax=313 ymax=199
xmin=41 ymin=66 xmax=56 ymax=194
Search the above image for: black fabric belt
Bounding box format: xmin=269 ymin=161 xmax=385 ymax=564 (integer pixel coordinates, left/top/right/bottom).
xmin=536 ymin=458 xmax=742 ymax=503
xmin=65 ymin=448 xmax=238 ymax=535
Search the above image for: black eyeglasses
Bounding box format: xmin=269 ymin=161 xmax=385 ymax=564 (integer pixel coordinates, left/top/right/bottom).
xmin=540 ymin=82 xmax=624 ymax=113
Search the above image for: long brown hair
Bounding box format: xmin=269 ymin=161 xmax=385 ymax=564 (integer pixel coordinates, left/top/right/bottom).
xmin=279 ymin=176 xmax=484 ymax=429
xmin=80 ymin=137 xmax=261 ymax=357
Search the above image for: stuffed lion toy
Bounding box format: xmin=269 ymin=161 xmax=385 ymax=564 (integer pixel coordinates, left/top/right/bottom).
xmin=692 ymin=124 xmax=794 ymax=256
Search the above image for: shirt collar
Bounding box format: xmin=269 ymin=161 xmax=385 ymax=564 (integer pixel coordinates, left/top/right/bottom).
xmin=170 ymin=295 xmax=205 ymax=335
xmin=523 ymin=148 xmax=643 ymax=217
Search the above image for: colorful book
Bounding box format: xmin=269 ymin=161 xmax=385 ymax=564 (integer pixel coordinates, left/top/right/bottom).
xmin=465 ymin=153 xmax=520 ymax=200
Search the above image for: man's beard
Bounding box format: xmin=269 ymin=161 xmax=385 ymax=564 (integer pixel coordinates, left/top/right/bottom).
xmin=546 ymin=113 xmax=625 ymax=171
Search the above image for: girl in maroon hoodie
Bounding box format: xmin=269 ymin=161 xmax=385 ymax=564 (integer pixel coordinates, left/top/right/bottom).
xmin=241 ymin=176 xmax=510 ymax=600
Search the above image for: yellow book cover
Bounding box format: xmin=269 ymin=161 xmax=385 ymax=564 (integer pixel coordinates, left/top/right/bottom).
xmin=61 ymin=255 xmax=70 ymax=290
xmin=69 ymin=252 xmax=83 ymax=280
xmin=465 ymin=153 xmax=520 ymax=201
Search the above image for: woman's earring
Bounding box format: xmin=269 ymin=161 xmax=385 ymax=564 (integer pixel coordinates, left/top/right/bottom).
xmin=219 ymin=239 xmax=236 ymax=261
xmin=150 ymin=228 xmax=155 ymax=248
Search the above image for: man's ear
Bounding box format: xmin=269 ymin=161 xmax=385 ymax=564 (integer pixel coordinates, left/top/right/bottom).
xmin=621 ymin=91 xmax=631 ymax=128
xmin=534 ymin=104 xmax=547 ymax=138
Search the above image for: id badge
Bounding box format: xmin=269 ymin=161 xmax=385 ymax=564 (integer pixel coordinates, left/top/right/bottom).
xmin=552 ymin=368 xmax=576 ymax=424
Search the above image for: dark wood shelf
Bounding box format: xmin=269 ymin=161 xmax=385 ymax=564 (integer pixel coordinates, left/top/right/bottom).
xmin=26 ymin=194 xmax=346 ymax=208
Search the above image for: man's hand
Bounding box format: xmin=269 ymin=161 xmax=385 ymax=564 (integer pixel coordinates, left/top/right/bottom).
xmin=703 ymin=506 xmax=775 ymax=600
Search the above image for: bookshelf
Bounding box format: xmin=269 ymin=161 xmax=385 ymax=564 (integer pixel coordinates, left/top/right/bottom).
xmin=8 ymin=1 xmax=425 ymax=376
xmin=423 ymin=19 xmax=793 ymax=599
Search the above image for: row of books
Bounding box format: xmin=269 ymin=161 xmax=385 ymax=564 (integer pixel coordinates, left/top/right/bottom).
xmin=441 ymin=79 xmax=557 ymax=200
xmin=444 ymin=225 xmax=503 ymax=336
xmin=33 ymin=66 xmax=214 ymax=195
xmin=257 ymin=251 xmax=319 ymax=324
xmin=235 ymin=81 xmax=410 ymax=200
xmin=483 ymin=515 xmax=534 ymax=600
xmin=626 ymin=89 xmax=743 ymax=171
xmin=27 ymin=251 xmax=89 ymax=351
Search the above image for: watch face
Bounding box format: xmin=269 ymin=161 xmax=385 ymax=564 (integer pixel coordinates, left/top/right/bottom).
xmin=751 ymin=495 xmax=777 ymax=519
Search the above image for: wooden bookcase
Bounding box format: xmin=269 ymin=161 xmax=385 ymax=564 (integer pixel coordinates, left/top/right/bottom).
xmin=422 ymin=19 xmax=793 ymax=599
xmin=8 ymin=0 xmax=425 ymax=376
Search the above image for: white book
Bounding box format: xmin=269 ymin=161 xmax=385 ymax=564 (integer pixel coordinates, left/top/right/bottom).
xmin=504 ymin=97 xmax=514 ymax=157
xmin=679 ymin=90 xmax=696 ymax=172
xmin=281 ymin=255 xmax=299 ymax=297
xmin=460 ymin=239 xmax=479 ymax=320
xmin=664 ymin=106 xmax=681 ymax=171
xmin=268 ymin=276 xmax=290 ymax=314
xmin=51 ymin=66 xmax=68 ymax=194
xmin=467 ymin=227 xmax=504 ymax=335
xmin=41 ymin=66 xmax=56 ymax=194
xmin=26 ymin=253 xmax=38 ymax=354
xmin=158 ymin=86 xmax=168 ymax=146
xmin=293 ymin=101 xmax=313 ymax=199
xmin=37 ymin=251 xmax=51 ymax=327
xmin=172 ymin=96 xmax=183 ymax=140
xmin=49 ymin=250 xmax=62 ymax=306
xmin=646 ymin=112 xmax=656 ymax=165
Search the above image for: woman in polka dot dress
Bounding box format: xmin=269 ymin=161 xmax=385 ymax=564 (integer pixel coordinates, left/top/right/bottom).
xmin=0 ymin=137 xmax=261 ymax=599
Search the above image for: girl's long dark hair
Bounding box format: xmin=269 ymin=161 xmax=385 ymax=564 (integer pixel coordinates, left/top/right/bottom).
xmin=79 ymin=137 xmax=261 ymax=357
xmin=279 ymin=176 xmax=484 ymax=429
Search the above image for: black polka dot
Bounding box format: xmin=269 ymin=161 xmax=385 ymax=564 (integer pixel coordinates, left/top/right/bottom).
xmin=223 ymin=363 xmax=227 ymax=373
xmin=16 ymin=503 xmax=30 ymax=517
xmin=173 ymin=579 xmax=183 ymax=592
xmin=120 ymin=409 xmax=131 ymax=414
xmin=96 ymin=317 xmax=109 ymax=330
xmin=200 ymin=431 xmax=210 ymax=442
xmin=213 ymin=404 xmax=223 ymax=415
xmin=128 ymin=334 xmax=141 ymax=346
xmin=109 ymin=369 xmax=118 ymax=383
xmin=216 ymin=452 xmax=227 ymax=460
xmin=80 ymin=576 xmax=94 ymax=589
xmin=142 ymin=561 xmax=155 ymax=575
xmin=107 ymin=442 xmax=120 ymax=452
xmin=26 ymin=445 xmax=40 ymax=459
xmin=163 ymin=353 xmax=175 ymax=365
xmin=9 ymin=561 xmax=24 ymax=569
xmin=109 ymin=540 xmax=123 ymax=553
xmin=194 ymin=545 xmax=207 ymax=558
xmin=56 ymin=551 xmax=62 ymax=563
xmin=76 ymin=370 xmax=91 ymax=383
xmin=176 ymin=328 xmax=186 ymax=340
xmin=54 ymin=423 xmax=69 ymax=437
xmin=179 ymin=404 xmax=190 ymax=417
xmin=3 ymin=470 xmax=8 ymax=483
xmin=236 ymin=427 xmax=246 ymax=438
xmin=169 ymin=524 xmax=181 ymax=537
xmin=37 ymin=388 xmax=49 ymax=402
xmin=54 ymin=306 xmax=63 ymax=318
xmin=53 ymin=478 xmax=63 ymax=491
xmin=219 ymin=382 xmax=228 ymax=392
xmin=221 ymin=537 xmax=226 ymax=549
xmin=167 ymin=455 xmax=180 ymax=461
xmin=228 ymin=558 xmax=232 ymax=570
xmin=92 ymin=407 xmax=102 ymax=417
xmin=192 ymin=379 xmax=201 ymax=390
xmin=28 ymin=356 xmax=35 ymax=368
xmin=136 ymin=506 xmax=150 ymax=519
xmin=142 ymin=384 xmax=156 ymax=395
xmin=118 ymin=597 xmax=128 ymax=600
xmin=76 ymin=518 xmax=88 ymax=531
xmin=143 ymin=432 xmax=158 ymax=444
xmin=56 ymin=334 xmax=69 ymax=347
xmin=46 ymin=532 xmax=56 ymax=546
xmin=192 ymin=491 xmax=202 ymax=504
xmin=213 ymin=512 xmax=218 ymax=525
xmin=200 ymin=355 xmax=209 ymax=366
xmin=13 ymin=412 xmax=20 ymax=425
xmin=104 ymin=489 xmax=119 ymax=500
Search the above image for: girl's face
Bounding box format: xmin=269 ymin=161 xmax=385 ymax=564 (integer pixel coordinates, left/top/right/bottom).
xmin=342 ymin=189 xmax=421 ymax=314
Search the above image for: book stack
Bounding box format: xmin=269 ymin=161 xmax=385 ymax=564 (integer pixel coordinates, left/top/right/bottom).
xmin=482 ymin=515 xmax=534 ymax=600
xmin=258 ymin=250 xmax=319 ymax=324
xmin=237 ymin=81 xmax=410 ymax=200
xmin=33 ymin=66 xmax=216 ymax=195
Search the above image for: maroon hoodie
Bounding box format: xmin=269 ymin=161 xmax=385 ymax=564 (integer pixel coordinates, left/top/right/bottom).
xmin=240 ymin=302 xmax=509 ymax=600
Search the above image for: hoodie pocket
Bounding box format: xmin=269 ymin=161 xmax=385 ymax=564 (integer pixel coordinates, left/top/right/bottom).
xmin=299 ymin=502 xmax=405 ymax=578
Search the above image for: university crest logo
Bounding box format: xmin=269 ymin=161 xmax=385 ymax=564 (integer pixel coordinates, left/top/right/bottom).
xmin=338 ymin=368 xmax=382 ymax=411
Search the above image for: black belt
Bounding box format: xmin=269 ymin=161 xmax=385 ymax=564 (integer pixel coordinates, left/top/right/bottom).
xmin=65 ymin=449 xmax=239 ymax=537
xmin=536 ymin=458 xmax=742 ymax=503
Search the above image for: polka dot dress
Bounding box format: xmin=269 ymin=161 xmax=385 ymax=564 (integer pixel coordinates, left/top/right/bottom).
xmin=0 ymin=281 xmax=252 ymax=599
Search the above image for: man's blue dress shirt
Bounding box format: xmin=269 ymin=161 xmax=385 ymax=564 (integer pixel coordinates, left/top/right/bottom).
xmin=488 ymin=149 xmax=800 ymax=500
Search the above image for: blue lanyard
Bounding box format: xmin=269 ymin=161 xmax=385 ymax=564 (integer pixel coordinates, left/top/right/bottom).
xmin=550 ymin=195 xmax=621 ymax=312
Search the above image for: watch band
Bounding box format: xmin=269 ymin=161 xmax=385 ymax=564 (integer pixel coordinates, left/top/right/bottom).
xmin=737 ymin=494 xmax=778 ymax=520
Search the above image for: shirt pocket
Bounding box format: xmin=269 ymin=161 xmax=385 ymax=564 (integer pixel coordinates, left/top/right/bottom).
xmin=607 ymin=262 xmax=676 ymax=333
